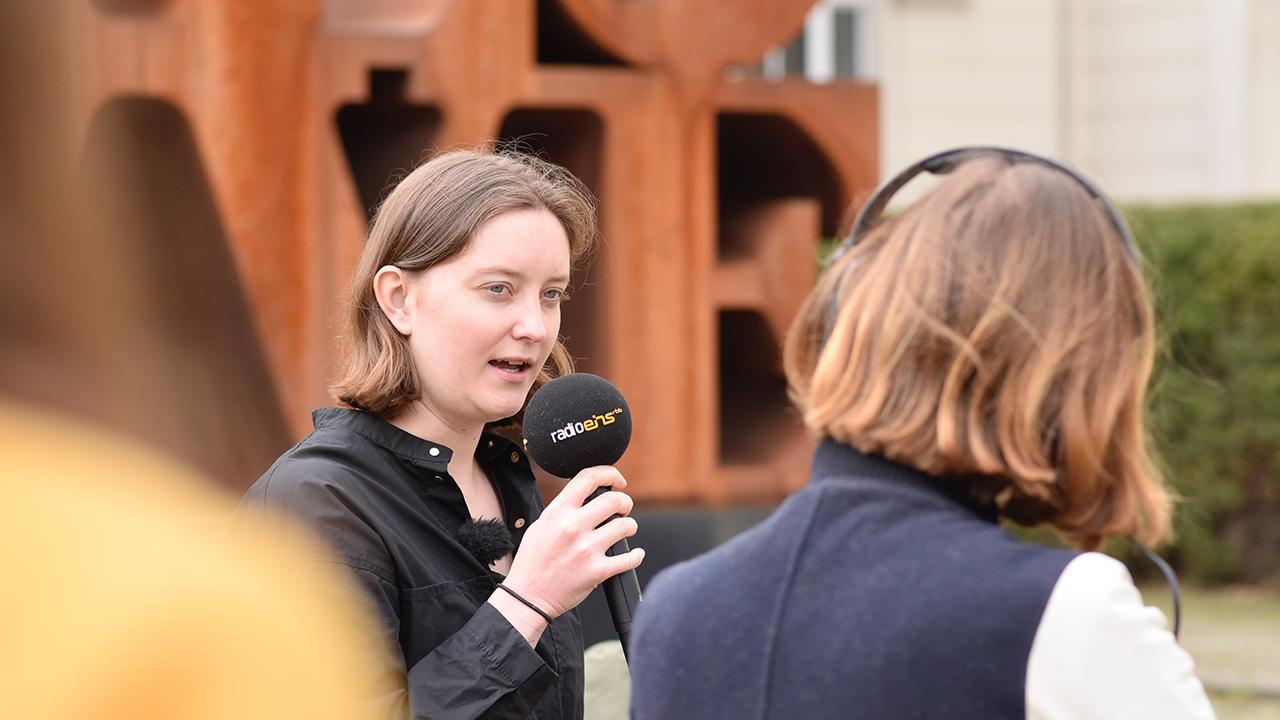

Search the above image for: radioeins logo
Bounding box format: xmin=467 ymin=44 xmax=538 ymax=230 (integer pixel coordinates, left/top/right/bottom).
xmin=550 ymin=408 xmax=624 ymax=443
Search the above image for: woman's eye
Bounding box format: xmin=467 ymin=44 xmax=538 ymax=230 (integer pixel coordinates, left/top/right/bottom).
xmin=485 ymin=283 xmax=510 ymax=296
xmin=543 ymin=288 xmax=567 ymax=303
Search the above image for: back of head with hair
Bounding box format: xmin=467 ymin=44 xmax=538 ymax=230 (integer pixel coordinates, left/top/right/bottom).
xmin=785 ymin=156 xmax=1169 ymax=549
xmin=331 ymin=149 xmax=598 ymax=424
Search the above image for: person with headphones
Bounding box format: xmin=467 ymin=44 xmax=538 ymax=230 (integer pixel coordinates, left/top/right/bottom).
xmin=629 ymin=149 xmax=1216 ymax=719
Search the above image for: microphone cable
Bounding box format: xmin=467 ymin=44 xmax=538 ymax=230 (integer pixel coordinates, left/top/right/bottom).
xmin=1133 ymin=538 xmax=1181 ymax=641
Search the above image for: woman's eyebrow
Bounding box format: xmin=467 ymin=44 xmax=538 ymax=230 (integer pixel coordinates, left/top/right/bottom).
xmin=472 ymin=267 xmax=570 ymax=284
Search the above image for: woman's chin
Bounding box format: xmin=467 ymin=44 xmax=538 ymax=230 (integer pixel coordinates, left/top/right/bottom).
xmin=480 ymin=398 xmax=527 ymax=425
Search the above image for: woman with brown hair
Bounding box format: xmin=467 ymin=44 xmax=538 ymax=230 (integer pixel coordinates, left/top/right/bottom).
xmin=241 ymin=149 xmax=643 ymax=719
xmin=630 ymin=149 xmax=1215 ymax=719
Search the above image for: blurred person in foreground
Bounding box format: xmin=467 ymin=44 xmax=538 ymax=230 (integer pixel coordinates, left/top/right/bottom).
xmin=239 ymin=149 xmax=643 ymax=719
xmin=629 ymin=151 xmax=1216 ymax=719
xmin=0 ymin=5 xmax=394 ymax=718
xmin=0 ymin=404 xmax=397 ymax=720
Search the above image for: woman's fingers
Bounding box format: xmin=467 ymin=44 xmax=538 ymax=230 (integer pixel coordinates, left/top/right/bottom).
xmin=590 ymin=514 xmax=639 ymax=550
xmin=549 ymin=465 xmax=626 ymax=509
xmin=599 ymin=546 xmax=645 ymax=578
xmin=582 ymin=489 xmax=634 ymax=527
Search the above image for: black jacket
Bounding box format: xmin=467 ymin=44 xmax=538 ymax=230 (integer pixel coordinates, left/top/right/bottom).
xmin=630 ymin=439 xmax=1076 ymax=719
xmin=240 ymin=407 xmax=584 ymax=719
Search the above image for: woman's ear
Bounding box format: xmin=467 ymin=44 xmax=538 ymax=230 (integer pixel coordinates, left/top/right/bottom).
xmin=373 ymin=265 xmax=414 ymax=336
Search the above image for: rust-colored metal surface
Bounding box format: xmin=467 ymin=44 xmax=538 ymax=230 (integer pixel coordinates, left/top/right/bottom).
xmin=65 ymin=0 xmax=878 ymax=506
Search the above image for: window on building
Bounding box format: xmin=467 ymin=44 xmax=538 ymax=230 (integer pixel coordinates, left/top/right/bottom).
xmin=746 ymin=0 xmax=874 ymax=84
xmin=783 ymin=32 xmax=807 ymax=76
xmin=833 ymin=7 xmax=859 ymax=78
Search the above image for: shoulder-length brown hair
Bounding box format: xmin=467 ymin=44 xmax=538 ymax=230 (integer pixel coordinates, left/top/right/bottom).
xmin=331 ymin=148 xmax=597 ymax=425
xmin=785 ymin=156 xmax=1170 ymax=549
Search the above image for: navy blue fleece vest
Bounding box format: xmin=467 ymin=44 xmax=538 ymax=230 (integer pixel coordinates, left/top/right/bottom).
xmin=630 ymin=440 xmax=1077 ymax=720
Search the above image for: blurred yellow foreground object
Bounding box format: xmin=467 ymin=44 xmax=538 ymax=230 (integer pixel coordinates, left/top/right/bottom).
xmin=0 ymin=401 xmax=401 ymax=720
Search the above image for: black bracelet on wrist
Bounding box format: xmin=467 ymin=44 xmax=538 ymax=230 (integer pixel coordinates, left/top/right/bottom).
xmin=496 ymin=583 xmax=554 ymax=625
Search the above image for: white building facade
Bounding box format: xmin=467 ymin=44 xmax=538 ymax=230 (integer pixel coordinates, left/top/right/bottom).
xmin=762 ymin=0 xmax=1280 ymax=202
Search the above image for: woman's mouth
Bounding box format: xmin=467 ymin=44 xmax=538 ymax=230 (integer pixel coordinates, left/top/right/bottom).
xmin=489 ymin=359 xmax=531 ymax=379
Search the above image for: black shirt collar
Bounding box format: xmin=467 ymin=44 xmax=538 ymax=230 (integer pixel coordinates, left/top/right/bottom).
xmin=312 ymin=407 xmax=524 ymax=472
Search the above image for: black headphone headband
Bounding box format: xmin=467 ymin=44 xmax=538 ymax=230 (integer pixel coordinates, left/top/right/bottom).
xmin=832 ymin=145 xmax=1137 ymax=264
xmin=821 ymin=145 xmax=1136 ymax=346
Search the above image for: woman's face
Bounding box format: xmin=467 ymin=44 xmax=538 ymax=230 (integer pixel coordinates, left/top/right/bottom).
xmin=401 ymin=207 xmax=571 ymax=429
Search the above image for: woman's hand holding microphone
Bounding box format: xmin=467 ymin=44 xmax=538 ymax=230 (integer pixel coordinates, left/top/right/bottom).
xmin=488 ymin=465 xmax=645 ymax=646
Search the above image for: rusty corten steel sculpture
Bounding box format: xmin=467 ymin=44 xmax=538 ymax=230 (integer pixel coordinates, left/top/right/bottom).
xmin=65 ymin=0 xmax=877 ymax=506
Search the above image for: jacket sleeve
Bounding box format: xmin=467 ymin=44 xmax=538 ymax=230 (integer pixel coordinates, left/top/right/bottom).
xmin=347 ymin=565 xmax=558 ymax=719
xmin=1026 ymin=552 xmax=1217 ymax=720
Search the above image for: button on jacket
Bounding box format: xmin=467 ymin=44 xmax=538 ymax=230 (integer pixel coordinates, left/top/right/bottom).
xmin=240 ymin=408 xmax=584 ymax=720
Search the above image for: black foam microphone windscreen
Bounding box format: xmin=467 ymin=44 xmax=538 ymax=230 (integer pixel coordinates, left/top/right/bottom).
xmin=523 ymin=373 xmax=632 ymax=478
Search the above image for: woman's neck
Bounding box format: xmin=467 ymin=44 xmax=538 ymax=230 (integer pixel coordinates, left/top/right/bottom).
xmin=389 ymin=400 xmax=483 ymax=478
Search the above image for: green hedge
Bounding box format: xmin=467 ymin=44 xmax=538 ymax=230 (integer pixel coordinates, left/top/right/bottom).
xmin=1132 ymin=203 xmax=1280 ymax=585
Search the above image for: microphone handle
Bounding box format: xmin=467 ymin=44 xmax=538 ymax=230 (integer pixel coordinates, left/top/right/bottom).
xmin=603 ymin=539 xmax=642 ymax=662
xmin=587 ymin=487 xmax=643 ymax=664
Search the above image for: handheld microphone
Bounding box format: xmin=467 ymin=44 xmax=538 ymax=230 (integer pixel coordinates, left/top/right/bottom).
xmin=523 ymin=373 xmax=642 ymax=661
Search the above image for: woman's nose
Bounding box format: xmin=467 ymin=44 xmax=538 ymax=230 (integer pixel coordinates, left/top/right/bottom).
xmin=511 ymin=297 xmax=548 ymax=342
